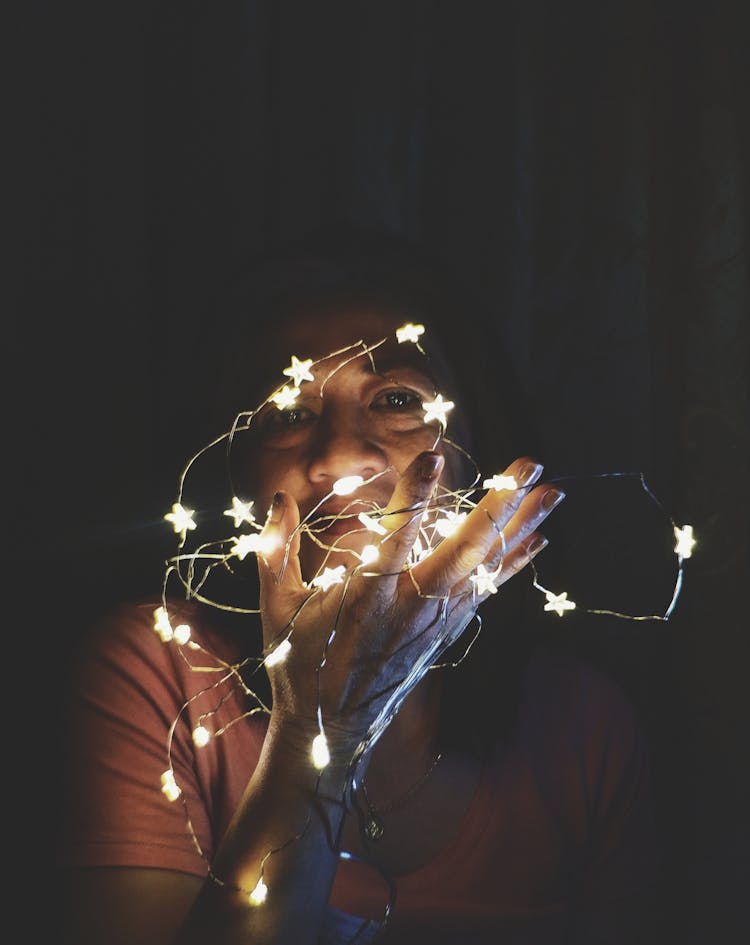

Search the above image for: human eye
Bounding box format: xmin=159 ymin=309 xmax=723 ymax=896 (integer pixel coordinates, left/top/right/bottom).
xmin=265 ymin=405 xmax=315 ymax=428
xmin=372 ymin=388 xmax=424 ymax=412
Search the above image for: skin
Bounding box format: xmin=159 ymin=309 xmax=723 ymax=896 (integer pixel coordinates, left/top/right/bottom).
xmin=64 ymin=309 xmax=566 ymax=945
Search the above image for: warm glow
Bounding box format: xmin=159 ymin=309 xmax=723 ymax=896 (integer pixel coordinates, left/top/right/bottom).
xmin=358 ymin=512 xmax=387 ymax=535
xmin=265 ymin=639 xmax=291 ymax=668
xmin=332 ymin=475 xmax=364 ymax=496
xmin=192 ymin=725 xmax=211 ymax=748
xmin=470 ymin=563 xmax=500 ymax=595
xmin=283 ymin=355 xmax=315 ymax=386
xmin=248 ymin=877 xmax=268 ymax=906
xmin=673 ymin=524 xmax=696 ymax=560
xmin=483 ymin=474 xmax=518 ymax=492
xmin=544 ymin=591 xmax=576 ymax=616
xmin=160 ymin=770 xmax=181 ymax=802
xmin=434 ymin=510 xmax=467 ymax=538
xmin=173 ymin=623 xmax=191 ymax=645
xmin=153 ymin=606 xmax=173 ymax=642
xmin=311 ymin=566 xmax=346 ymax=591
xmin=311 ymin=733 xmax=330 ymax=769
xmin=396 ymin=322 xmax=425 ymax=344
xmin=223 ymin=496 xmax=256 ymax=528
xmin=422 ymin=394 xmax=454 ymax=427
xmin=271 ymin=385 xmax=300 ymax=409
xmin=164 ymin=503 xmax=196 ymax=539
xmin=359 ymin=544 xmax=380 ymax=565
xmin=231 ymin=533 xmax=278 ymax=560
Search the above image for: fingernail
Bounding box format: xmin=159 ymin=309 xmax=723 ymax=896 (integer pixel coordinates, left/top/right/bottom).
xmin=528 ymin=535 xmax=548 ymax=556
xmin=267 ymin=491 xmax=284 ymax=523
xmin=519 ymin=462 xmax=543 ymax=486
xmin=542 ymin=487 xmax=565 ymax=510
xmin=419 ymin=451 xmax=443 ymax=481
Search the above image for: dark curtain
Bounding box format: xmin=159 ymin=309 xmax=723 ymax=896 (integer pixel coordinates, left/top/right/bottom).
xmin=13 ymin=2 xmax=748 ymax=941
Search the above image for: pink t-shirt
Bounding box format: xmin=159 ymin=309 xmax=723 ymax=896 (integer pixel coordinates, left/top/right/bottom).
xmin=62 ymin=600 xmax=659 ymax=943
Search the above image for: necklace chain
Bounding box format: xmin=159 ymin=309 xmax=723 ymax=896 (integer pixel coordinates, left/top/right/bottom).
xmin=360 ymin=753 xmax=443 ymax=843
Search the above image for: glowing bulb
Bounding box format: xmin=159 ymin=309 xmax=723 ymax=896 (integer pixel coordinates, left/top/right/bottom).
xmin=483 ymin=474 xmax=518 ymax=492
xmin=192 ymin=725 xmax=211 ymax=748
xmin=249 ymin=877 xmax=268 ymax=906
xmin=434 ymin=510 xmax=467 ymax=538
xmin=231 ymin=533 xmax=278 ymax=560
xmin=282 ymin=355 xmax=314 ymax=386
xmin=332 ymin=475 xmax=364 ymax=496
xmin=173 ymin=623 xmax=191 ymax=645
xmin=223 ymin=496 xmax=256 ymax=528
xmin=311 ymin=565 xmax=346 ymax=591
xmin=470 ymin=563 xmax=500 ymax=595
xmin=153 ymin=606 xmax=173 ymax=642
xmin=544 ymin=590 xmax=576 ymax=616
xmin=160 ymin=770 xmax=181 ymax=802
xmin=164 ymin=503 xmax=196 ymax=539
xmin=358 ymin=512 xmax=387 ymax=535
xmin=396 ymin=322 xmax=425 ymax=344
xmin=674 ymin=524 xmax=696 ymax=560
xmin=271 ymin=385 xmax=300 ymax=409
xmin=265 ymin=639 xmax=291 ymax=668
xmin=311 ymin=733 xmax=330 ymax=769
xmin=359 ymin=544 xmax=380 ymax=565
xmin=422 ymin=394 xmax=454 ymax=427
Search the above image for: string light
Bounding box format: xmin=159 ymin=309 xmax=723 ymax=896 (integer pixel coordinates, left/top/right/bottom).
xmin=422 ymin=393 xmax=454 ymax=427
xmin=469 ymin=563 xmax=501 ymax=596
xmin=395 ymin=322 xmax=425 ymax=344
xmin=543 ymin=590 xmax=577 ymax=616
xmin=283 ymin=355 xmax=315 ymax=386
xmin=153 ymin=323 xmax=693 ymax=924
xmin=483 ymin=474 xmax=518 ymax=492
xmin=310 ymin=566 xmax=346 ymax=591
xmin=223 ymin=497 xmax=256 ymax=528
xmin=164 ymin=503 xmax=196 ymax=540
xmin=311 ymin=732 xmax=330 ymax=770
xmin=264 ymin=639 xmax=291 ymax=668
xmin=332 ymin=475 xmax=364 ymax=496
xmin=674 ymin=524 xmax=696 ymax=560
xmin=271 ymin=385 xmax=300 ymax=409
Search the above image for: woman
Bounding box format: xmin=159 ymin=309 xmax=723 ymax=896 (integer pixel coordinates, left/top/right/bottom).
xmin=61 ymin=237 xmax=661 ymax=944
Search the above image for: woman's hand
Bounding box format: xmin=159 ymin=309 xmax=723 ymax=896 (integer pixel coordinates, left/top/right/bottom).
xmin=255 ymin=452 xmax=562 ymax=754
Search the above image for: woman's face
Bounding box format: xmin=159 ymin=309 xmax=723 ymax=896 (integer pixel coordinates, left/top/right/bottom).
xmin=237 ymin=309 xmax=466 ymax=580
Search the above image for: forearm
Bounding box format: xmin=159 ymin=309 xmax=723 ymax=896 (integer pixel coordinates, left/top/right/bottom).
xmin=174 ymin=715 xmax=355 ymax=945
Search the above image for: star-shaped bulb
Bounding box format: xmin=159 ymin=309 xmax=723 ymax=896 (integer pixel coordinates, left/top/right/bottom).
xmin=434 ymin=510 xmax=467 ymax=538
xmin=470 ymin=563 xmax=500 ymax=595
xmin=160 ymin=770 xmax=181 ymax=802
xmin=359 ymin=544 xmax=380 ymax=565
xmin=231 ymin=533 xmax=277 ymax=560
xmin=332 ymin=475 xmax=364 ymax=496
xmin=311 ymin=732 xmax=330 ymax=769
xmin=673 ymin=524 xmax=696 ymax=560
xmin=423 ymin=393 xmax=454 ymax=428
xmin=164 ymin=503 xmax=197 ymax=539
xmin=544 ymin=590 xmax=576 ymax=616
xmin=282 ymin=355 xmax=315 ymax=386
xmin=153 ymin=606 xmax=174 ymax=642
xmin=173 ymin=623 xmax=191 ymax=645
xmin=271 ymin=385 xmax=300 ymax=410
xmin=483 ymin=474 xmax=518 ymax=492
xmin=358 ymin=512 xmax=387 ymax=535
xmin=249 ymin=877 xmax=268 ymax=906
xmin=311 ymin=565 xmax=346 ymax=591
xmin=223 ymin=496 xmax=256 ymax=528
xmin=396 ymin=322 xmax=425 ymax=344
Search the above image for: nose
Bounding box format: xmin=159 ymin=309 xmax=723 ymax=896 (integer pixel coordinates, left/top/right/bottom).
xmin=306 ymin=412 xmax=388 ymax=488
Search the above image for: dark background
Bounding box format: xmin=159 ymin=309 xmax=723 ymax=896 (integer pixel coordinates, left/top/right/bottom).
xmin=11 ymin=2 xmax=748 ymax=941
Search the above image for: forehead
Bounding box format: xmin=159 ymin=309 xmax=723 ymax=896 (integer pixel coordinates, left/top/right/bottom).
xmin=270 ymin=309 xmax=448 ymax=385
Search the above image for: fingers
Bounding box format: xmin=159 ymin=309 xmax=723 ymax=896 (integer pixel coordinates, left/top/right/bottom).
xmin=413 ymin=457 xmax=563 ymax=596
xmin=257 ymin=491 xmax=304 ymax=592
xmin=374 ymin=450 xmax=445 ymax=577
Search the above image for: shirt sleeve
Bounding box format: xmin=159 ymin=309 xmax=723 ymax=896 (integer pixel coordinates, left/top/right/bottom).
xmin=61 ymin=602 xmax=214 ymax=877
